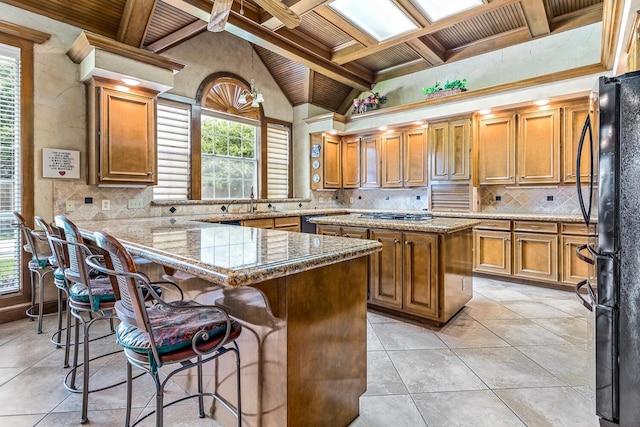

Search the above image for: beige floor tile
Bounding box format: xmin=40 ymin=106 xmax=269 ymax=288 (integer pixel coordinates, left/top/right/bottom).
xmin=366 ymin=311 xmax=401 ymax=324
xmin=500 ymin=301 xmax=575 ymax=318
xmin=517 ymin=344 xmax=590 ymax=387
xmin=412 ymin=390 xmax=525 ymax=427
xmin=480 ymin=318 xmax=574 ymax=346
xmin=454 ymin=347 xmax=565 ymax=389
xmin=364 ymin=351 xmax=408 ymax=396
xmin=462 ymin=298 xmax=524 ymax=321
xmin=0 ymin=414 xmax=47 ymax=426
xmin=349 ymin=395 xmax=427 ymax=427
xmin=0 ymin=367 xmax=26 ymax=387
xmin=371 ymin=322 xmax=446 ymax=350
xmin=0 ymin=366 xmax=70 ymax=415
xmin=367 ymin=323 xmax=384 ymax=351
xmin=434 ymin=313 xmax=510 ymax=348
xmin=388 ymin=349 xmax=486 ymax=393
xmin=537 ymin=297 xmax=592 ymax=317
xmin=531 ymin=317 xmax=589 ymax=345
xmin=496 ymin=386 xmax=599 ymax=426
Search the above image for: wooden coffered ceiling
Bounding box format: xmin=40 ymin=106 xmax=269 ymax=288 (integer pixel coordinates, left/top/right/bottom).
xmin=4 ymin=0 xmax=605 ymax=112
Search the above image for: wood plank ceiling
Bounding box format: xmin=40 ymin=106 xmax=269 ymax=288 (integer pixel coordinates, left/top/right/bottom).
xmin=3 ymin=0 xmax=603 ymax=113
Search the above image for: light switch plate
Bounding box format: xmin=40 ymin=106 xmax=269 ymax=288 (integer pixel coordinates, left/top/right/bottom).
xmin=65 ymin=200 xmax=74 ymax=212
xmin=128 ymin=198 xmax=144 ymax=209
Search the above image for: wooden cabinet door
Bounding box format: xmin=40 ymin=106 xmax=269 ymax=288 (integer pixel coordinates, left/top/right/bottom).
xmin=403 ymin=232 xmax=439 ymax=318
xmin=341 ymin=137 xmax=360 ymax=188
xmin=323 ymin=135 xmax=341 ymax=188
xmin=564 ymin=102 xmax=595 ymax=183
xmin=513 ymin=232 xmax=558 ymax=282
xmin=473 ymin=229 xmax=512 ymax=275
xmin=241 ymin=218 xmax=274 ymax=229
xmin=518 ymin=108 xmax=561 ymax=184
xmin=561 ymin=235 xmax=591 ymax=285
xmin=429 ymin=121 xmax=449 ymax=181
xmin=449 ymin=118 xmax=471 ymax=180
xmin=381 ymin=133 xmax=403 ymax=188
xmin=316 ymin=225 xmax=341 ymax=236
xmin=369 ymin=229 xmax=403 ymax=309
xmin=478 ymin=114 xmax=516 ymax=185
xmin=361 ymin=135 xmax=380 ymax=188
xmin=404 ymin=128 xmax=428 ymax=187
xmin=96 ymin=85 xmax=156 ymax=185
xmin=341 ymin=226 xmax=368 ymax=239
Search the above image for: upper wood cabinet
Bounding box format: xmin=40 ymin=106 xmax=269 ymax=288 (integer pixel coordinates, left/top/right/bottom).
xmin=404 ymin=128 xmax=428 ymax=187
xmin=87 ymin=77 xmax=157 ymax=185
xmin=564 ymin=102 xmax=596 ymax=183
xmin=341 ymin=136 xmax=360 ymax=188
xmin=477 ymin=113 xmax=516 ymax=185
xmin=381 ymin=132 xmax=404 ymax=188
xmin=430 ymin=118 xmax=470 ymax=181
xmin=361 ymin=135 xmax=380 ymax=188
xmin=517 ymin=108 xmax=561 ymax=184
xmin=322 ymin=134 xmax=341 ymax=189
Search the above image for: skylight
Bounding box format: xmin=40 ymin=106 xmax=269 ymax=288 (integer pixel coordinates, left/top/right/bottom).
xmin=414 ymin=0 xmax=484 ymax=22
xmin=329 ymin=0 xmax=418 ymax=42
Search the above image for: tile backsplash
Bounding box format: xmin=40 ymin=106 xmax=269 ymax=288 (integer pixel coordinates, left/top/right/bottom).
xmin=311 ymin=188 xmax=430 ymax=211
xmin=478 ymin=185 xmax=588 ymax=214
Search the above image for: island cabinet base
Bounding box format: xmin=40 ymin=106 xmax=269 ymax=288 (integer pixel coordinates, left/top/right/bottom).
xmin=368 ymin=228 xmax=473 ymax=325
xmin=182 ymin=256 xmax=368 ymax=427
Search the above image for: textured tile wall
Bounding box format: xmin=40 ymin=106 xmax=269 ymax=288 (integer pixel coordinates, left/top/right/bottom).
xmin=478 ymin=185 xmax=590 ymax=214
xmin=311 ymin=188 xmax=430 ymax=211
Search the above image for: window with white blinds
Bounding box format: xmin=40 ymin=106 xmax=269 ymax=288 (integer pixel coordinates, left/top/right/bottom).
xmin=153 ymin=101 xmax=191 ymax=200
xmin=266 ymin=123 xmax=291 ymax=198
xmin=0 ymin=44 xmax=22 ymax=294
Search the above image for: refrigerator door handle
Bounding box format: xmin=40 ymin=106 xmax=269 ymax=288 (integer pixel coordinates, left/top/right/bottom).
xmin=575 ymin=279 xmax=596 ymax=311
xmin=576 ymin=113 xmax=594 ymax=226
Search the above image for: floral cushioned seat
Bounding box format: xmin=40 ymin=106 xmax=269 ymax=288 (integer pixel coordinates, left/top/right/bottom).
xmin=68 ymin=277 xmax=116 ymax=309
xmin=116 ymin=300 xmax=234 ymax=356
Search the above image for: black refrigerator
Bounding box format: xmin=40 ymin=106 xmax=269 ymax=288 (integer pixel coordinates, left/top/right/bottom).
xmin=576 ymin=71 xmax=640 ymax=427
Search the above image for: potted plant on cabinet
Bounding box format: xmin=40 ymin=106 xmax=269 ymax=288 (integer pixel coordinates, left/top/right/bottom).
xmin=423 ymin=78 xmax=467 ymax=100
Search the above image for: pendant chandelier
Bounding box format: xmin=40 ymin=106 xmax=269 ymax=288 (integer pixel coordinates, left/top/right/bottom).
xmin=239 ymin=45 xmax=264 ymax=108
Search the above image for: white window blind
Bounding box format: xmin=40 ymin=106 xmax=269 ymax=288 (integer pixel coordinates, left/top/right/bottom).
xmin=154 ymin=101 xmax=191 ymax=200
xmin=266 ymin=123 xmax=290 ymax=198
xmin=0 ymin=44 xmax=22 ymax=294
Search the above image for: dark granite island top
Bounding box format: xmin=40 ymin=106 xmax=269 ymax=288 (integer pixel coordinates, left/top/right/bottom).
xmin=75 ymin=216 xmax=381 ymax=288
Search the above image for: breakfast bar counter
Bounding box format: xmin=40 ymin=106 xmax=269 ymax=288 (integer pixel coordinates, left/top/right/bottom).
xmin=75 ymin=217 xmax=382 ymax=427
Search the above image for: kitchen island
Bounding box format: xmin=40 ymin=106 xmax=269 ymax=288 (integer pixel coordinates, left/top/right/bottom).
xmin=75 ymin=217 xmax=382 ymax=427
xmin=310 ymin=214 xmax=480 ymax=324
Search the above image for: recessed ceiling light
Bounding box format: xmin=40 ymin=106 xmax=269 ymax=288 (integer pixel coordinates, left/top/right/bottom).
xmin=414 ymin=0 xmax=483 ymax=22
xmin=378 ymin=125 xmax=388 ymax=131
xmin=539 ymin=105 xmax=551 ymax=110
xmin=115 ymin=85 xmax=130 ymax=92
xmin=329 ymin=0 xmax=418 ymax=41
xmin=328 ymin=130 xmax=338 ymax=135
xmin=120 ymin=77 xmax=141 ymax=86
xmin=534 ymin=99 xmax=549 ymax=106
xmin=413 ymin=121 xmax=425 ymax=125
xmin=478 ymin=109 xmax=492 ymax=115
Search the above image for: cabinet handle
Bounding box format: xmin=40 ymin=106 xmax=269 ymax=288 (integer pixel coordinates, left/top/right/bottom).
xmin=503 ymin=237 xmax=510 ymax=242
xmin=334 ymin=233 xmax=340 ymax=236
xmin=377 ymin=238 xmax=382 ymax=242
xmin=405 ymin=241 xmax=410 ymax=245
xmin=394 ymin=239 xmax=400 ymax=244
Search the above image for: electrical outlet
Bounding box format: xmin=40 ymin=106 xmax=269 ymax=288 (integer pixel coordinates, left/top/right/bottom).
xmin=319 ymin=197 xmax=324 ymax=204
xmin=349 ymin=197 xmax=354 ymax=204
xmin=128 ymin=198 xmax=144 ymax=209
xmin=102 ymin=199 xmax=110 ymax=210
xmin=65 ymin=200 xmax=74 ymax=212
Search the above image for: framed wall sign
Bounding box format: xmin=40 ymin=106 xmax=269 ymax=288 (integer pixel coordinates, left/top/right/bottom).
xmin=42 ymin=148 xmax=80 ymax=179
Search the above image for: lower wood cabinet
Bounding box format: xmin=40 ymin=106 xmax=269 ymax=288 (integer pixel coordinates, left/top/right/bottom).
xmin=561 ymin=235 xmax=591 ymax=285
xmin=473 ymin=229 xmax=512 ymax=276
xmin=369 ymin=229 xmax=403 ymax=309
xmin=316 ymin=225 xmax=367 ymax=238
xmin=241 ymin=216 xmax=300 ymax=231
xmin=513 ymin=232 xmax=558 ymax=282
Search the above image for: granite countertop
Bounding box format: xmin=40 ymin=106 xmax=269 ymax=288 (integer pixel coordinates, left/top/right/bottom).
xmin=196 ymin=209 xmax=587 ymax=224
xmin=309 ymin=214 xmax=481 ymax=233
xmin=75 ymin=217 xmax=381 ymax=288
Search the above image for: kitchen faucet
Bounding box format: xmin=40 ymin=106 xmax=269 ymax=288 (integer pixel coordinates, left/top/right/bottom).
xmin=221 ymin=186 xmax=256 ymax=214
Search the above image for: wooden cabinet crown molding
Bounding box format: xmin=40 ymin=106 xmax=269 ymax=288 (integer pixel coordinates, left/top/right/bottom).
xmin=0 ymin=20 xmax=50 ymax=43
xmin=66 ymin=31 xmax=186 ymax=73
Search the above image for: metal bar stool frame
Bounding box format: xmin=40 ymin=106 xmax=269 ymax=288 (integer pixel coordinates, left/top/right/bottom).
xmin=87 ymin=230 xmax=242 ymax=427
xmin=13 ymin=212 xmax=54 ymax=334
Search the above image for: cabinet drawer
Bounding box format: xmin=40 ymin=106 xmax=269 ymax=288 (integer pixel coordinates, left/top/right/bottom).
xmin=561 ymin=223 xmax=595 ymax=236
xmin=274 ymin=216 xmax=300 ymax=228
xmin=475 ymin=219 xmax=511 ymax=231
xmin=242 ymin=218 xmax=274 ymax=228
xmin=513 ymin=221 xmax=557 ymax=233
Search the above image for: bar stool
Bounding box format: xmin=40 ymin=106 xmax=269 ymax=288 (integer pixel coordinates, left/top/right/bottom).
xmin=13 ymin=212 xmax=54 ymax=334
xmin=88 ymin=230 xmax=243 ymax=427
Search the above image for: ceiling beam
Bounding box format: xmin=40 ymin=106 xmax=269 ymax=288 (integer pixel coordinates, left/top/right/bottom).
xmin=262 ymin=0 xmax=332 ymax=30
xmin=394 ymin=0 xmax=431 ymax=27
xmin=331 ymin=0 xmax=519 ymax=65
xmin=406 ymin=37 xmax=445 ymax=65
xmin=551 ymin=3 xmax=603 ymax=33
xmin=446 ymin=27 xmax=531 ymax=62
xmin=146 ymin=20 xmax=207 ymax=52
xmin=519 ymin=0 xmax=550 ymax=37
xmin=338 ymin=88 xmax=362 ymax=115
xmin=117 ymin=0 xmax=158 ymax=47
xmin=162 ymin=0 xmax=373 ymax=90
